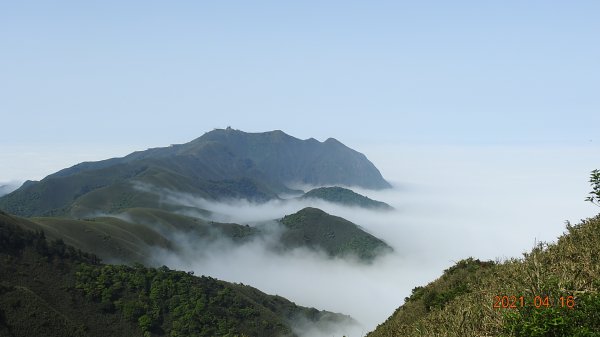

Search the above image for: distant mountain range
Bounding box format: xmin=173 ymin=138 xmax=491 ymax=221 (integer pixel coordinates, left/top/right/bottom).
xmin=0 ymin=129 xmax=394 ymax=264
xmin=0 ymin=128 xmax=390 ymax=218
xmin=0 ymin=129 xmax=395 ymax=336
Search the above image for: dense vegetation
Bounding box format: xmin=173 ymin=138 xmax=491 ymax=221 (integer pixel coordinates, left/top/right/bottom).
xmin=0 ymin=128 xmax=390 ymax=217
xmin=279 ymin=207 xmax=392 ymax=261
xmin=0 ymin=210 xmax=353 ymax=337
xmin=75 ymin=264 xmax=292 ymax=337
xmin=367 ymin=215 xmax=600 ymax=337
xmin=302 ymin=187 xmax=393 ymax=210
xmin=0 ymin=210 xmax=139 ymax=337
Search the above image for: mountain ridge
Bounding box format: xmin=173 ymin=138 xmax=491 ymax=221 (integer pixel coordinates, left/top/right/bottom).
xmin=7 ymin=206 xmax=391 ymax=265
xmin=0 ymin=129 xmax=390 ymax=217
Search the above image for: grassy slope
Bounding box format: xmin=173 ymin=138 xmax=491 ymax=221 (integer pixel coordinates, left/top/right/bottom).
xmin=9 ymin=204 xmax=390 ymax=265
xmin=0 ymin=162 xmax=160 ymax=217
xmin=0 ymin=210 xmax=354 ymax=337
xmin=368 ymin=215 xmax=600 ymax=337
xmin=279 ymin=207 xmax=393 ymax=261
xmin=27 ymin=216 xmax=172 ymax=264
xmin=0 ymin=165 xmax=278 ymax=218
xmin=122 ymin=207 xmax=258 ymax=241
xmin=11 ymin=208 xmax=258 ymax=265
xmin=302 ymin=186 xmax=393 ymax=210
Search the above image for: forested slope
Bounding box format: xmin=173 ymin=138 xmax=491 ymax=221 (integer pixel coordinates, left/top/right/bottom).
xmin=0 ymin=210 xmax=354 ymax=337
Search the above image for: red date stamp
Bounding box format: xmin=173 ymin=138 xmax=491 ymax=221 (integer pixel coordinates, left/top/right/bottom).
xmin=493 ymin=295 xmax=575 ymax=309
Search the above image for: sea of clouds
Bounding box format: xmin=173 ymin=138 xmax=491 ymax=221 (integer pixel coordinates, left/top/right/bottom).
xmin=135 ymin=144 xmax=599 ymax=336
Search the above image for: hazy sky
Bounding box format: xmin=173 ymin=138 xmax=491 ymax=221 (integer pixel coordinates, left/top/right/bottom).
xmin=0 ymin=1 xmax=599 ymax=216
xmin=1 ymin=1 xmax=599 ymax=160
xmin=0 ymin=1 xmax=598 ymax=212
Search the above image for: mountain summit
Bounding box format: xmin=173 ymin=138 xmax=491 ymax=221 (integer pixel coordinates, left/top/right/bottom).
xmin=0 ymin=129 xmax=390 ymax=217
xmin=185 ymin=128 xmax=391 ymax=189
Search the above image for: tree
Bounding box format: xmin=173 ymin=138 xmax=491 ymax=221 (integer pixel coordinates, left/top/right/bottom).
xmin=586 ymin=169 xmax=600 ymax=207
xmin=138 ymin=314 xmax=154 ymax=333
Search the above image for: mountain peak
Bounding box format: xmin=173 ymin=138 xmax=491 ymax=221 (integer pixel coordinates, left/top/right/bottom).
xmin=0 ymin=129 xmax=391 ymax=217
xmin=324 ymin=137 xmax=342 ymax=144
xmin=186 ymin=129 xmax=390 ymax=189
xmin=197 ymin=128 xmax=297 ymax=143
xmin=280 ymin=207 xmax=392 ymax=261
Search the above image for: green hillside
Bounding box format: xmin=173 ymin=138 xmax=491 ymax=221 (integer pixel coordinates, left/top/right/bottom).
xmin=27 ymin=216 xmax=172 ymax=264
xmin=7 ymin=208 xmax=258 ymax=265
xmin=0 ymin=167 xmax=277 ymax=218
xmin=5 ymin=206 xmax=388 ymax=265
xmin=367 ymin=215 xmax=600 ymax=337
xmin=0 ymin=129 xmax=390 ymax=217
xmin=121 ymin=207 xmax=258 ymax=243
xmin=302 ymin=187 xmax=393 ymax=210
xmin=0 ymin=210 xmax=355 ymax=337
xmin=279 ymin=207 xmax=393 ymax=261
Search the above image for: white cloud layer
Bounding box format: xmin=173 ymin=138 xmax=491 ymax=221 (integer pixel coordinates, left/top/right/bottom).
xmin=0 ymin=181 xmax=21 ymax=197
xmin=141 ymin=144 xmax=599 ymax=336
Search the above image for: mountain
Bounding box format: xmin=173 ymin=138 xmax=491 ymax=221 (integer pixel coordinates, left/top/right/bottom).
xmin=0 ymin=128 xmax=391 ymax=218
xmin=301 ymin=186 xmax=393 ymax=210
xmin=193 ymin=128 xmax=391 ymax=189
xmin=367 ymin=215 xmax=600 ymax=336
xmin=278 ymin=207 xmax=392 ymax=261
xmin=7 ymin=206 xmax=389 ymax=265
xmin=0 ymin=129 xmax=392 ymax=335
xmin=0 ymin=210 xmax=356 ymax=337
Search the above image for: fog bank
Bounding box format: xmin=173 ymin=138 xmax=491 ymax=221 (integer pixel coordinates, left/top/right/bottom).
xmin=0 ymin=181 xmax=21 ymax=197
xmin=147 ymin=144 xmax=599 ymax=336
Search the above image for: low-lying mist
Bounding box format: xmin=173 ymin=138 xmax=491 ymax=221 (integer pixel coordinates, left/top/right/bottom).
xmin=0 ymin=181 xmax=21 ymax=197
xmin=124 ymin=144 xmax=600 ymax=336
xmin=148 ymin=207 xmax=410 ymax=337
xmin=2 ymin=122 xmax=598 ymax=337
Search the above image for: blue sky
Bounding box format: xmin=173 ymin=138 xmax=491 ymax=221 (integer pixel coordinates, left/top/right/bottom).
xmin=1 ymin=1 xmax=599 ymax=180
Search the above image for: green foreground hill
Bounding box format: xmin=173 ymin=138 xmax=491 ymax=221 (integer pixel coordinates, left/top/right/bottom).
xmin=0 ymin=210 xmax=355 ymax=337
xmin=368 ymin=215 xmax=600 ymax=337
